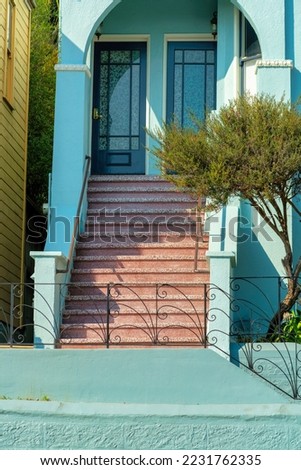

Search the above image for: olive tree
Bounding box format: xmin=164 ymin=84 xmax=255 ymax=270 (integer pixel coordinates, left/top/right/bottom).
xmin=151 ymin=94 xmax=301 ymax=330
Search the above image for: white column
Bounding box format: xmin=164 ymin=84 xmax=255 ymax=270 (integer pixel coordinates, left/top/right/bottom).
xmin=30 ymin=252 xmax=67 ymax=348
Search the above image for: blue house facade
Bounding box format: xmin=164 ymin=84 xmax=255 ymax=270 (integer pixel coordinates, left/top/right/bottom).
xmin=1 ymin=0 xmax=301 ymax=450
xmin=30 ymin=0 xmax=300 ymax=341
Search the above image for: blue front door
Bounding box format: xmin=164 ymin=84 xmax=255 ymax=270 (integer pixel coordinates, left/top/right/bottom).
xmin=92 ymin=42 xmax=147 ymax=174
xmin=167 ymin=41 xmax=217 ymax=126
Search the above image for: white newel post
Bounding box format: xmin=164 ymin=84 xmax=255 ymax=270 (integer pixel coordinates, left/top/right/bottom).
xmin=30 ymin=252 xmax=68 ymax=348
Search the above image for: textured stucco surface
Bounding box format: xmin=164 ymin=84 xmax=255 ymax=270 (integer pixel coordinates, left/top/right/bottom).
xmin=0 ymin=401 xmax=301 ymax=449
xmin=0 ymin=348 xmax=299 ymax=449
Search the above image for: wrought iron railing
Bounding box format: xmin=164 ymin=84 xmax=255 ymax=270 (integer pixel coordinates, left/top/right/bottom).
xmin=207 ymin=276 xmax=301 ymax=400
xmin=0 ymin=282 xmax=207 ymax=348
xmin=2 ymin=277 xmax=301 ymax=399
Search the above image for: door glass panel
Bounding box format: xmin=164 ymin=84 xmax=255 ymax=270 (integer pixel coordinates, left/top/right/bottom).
xmin=183 ymin=65 xmax=205 ymax=125
xmin=174 ymin=65 xmax=183 ymax=123
xmin=131 ymin=64 xmax=140 ymax=135
xmin=109 ymin=64 xmax=131 ymax=137
xmin=167 ymin=42 xmax=216 ymax=128
xmin=184 ymin=50 xmax=205 ymax=64
xmin=110 ymin=50 xmax=131 ymax=63
xmin=109 ymin=137 xmax=130 ymax=150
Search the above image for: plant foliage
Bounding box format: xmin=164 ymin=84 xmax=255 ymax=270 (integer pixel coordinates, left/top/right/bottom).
xmin=27 ymin=0 xmax=58 ymax=211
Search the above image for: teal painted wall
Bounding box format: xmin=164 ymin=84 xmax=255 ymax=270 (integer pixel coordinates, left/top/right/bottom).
xmin=0 ymin=349 xmax=288 ymax=404
xmin=1 ymin=348 xmax=300 ymax=450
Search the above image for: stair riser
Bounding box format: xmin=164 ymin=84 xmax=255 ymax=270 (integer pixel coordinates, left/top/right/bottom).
xmin=88 ymin=179 xmax=179 ymax=190
xmin=87 ymin=211 xmax=200 ymax=223
xmin=73 ymin=259 xmax=207 ymax=270
xmin=88 ymin=190 xmax=195 ymax=200
xmin=60 ymin=327 xmax=205 ymax=344
xmin=63 ymin=313 xmax=206 ymax=325
xmin=78 ymin=234 xmax=200 ymax=244
xmin=86 ymin=222 xmax=196 ymax=235
xmin=65 ymin=285 xmax=206 ymax=298
xmin=88 ymin=201 xmax=197 ymax=211
xmin=71 ymin=272 xmax=209 ymax=283
xmin=75 ymin=246 xmax=207 ymax=257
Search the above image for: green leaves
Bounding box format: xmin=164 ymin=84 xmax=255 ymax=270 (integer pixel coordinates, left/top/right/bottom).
xmin=151 ymin=94 xmax=301 ymax=216
xmin=27 ymin=0 xmax=58 ymax=211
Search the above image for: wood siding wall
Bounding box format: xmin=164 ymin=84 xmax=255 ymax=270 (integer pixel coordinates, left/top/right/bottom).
xmin=0 ymin=0 xmax=33 ymax=283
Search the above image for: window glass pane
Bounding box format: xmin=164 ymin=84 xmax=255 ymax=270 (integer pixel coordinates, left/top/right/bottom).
xmin=109 ymin=64 xmax=131 ymax=136
xmin=132 ymin=50 xmax=140 ymax=64
xmin=99 ymin=65 xmax=108 ymax=135
xmin=206 ymin=50 xmax=215 ymax=64
xmin=183 ymin=64 xmax=205 ymax=126
xmin=99 ymin=137 xmax=107 ymax=150
xmin=206 ymin=65 xmax=215 ymax=111
xmin=100 ymin=51 xmax=109 ymax=63
xmin=184 ymin=50 xmax=205 ymax=64
xmin=131 ymin=137 xmax=139 ymax=150
xmin=174 ymin=64 xmax=183 ymax=123
xmin=245 ymin=20 xmax=261 ymax=57
xmin=131 ymin=64 xmax=140 ymax=135
xmin=109 ymin=137 xmax=130 ymax=150
xmin=110 ymin=50 xmax=131 ymax=63
xmin=174 ymin=50 xmax=183 ymax=63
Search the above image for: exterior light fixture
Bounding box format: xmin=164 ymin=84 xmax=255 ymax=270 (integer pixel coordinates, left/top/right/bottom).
xmin=95 ymin=23 xmax=103 ymax=40
xmin=211 ymin=11 xmax=217 ymax=39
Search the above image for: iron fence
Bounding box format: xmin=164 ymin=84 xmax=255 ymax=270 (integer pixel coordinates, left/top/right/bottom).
xmin=0 ymin=281 xmax=207 ymax=348
xmin=1 ymin=277 xmax=301 ymax=399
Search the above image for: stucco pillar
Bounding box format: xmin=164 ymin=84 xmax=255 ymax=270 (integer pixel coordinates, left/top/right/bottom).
xmin=30 ymin=252 xmax=67 ymax=348
xmin=206 ymin=253 xmax=235 ymax=359
xmin=205 ymin=205 xmax=238 ymax=358
xmin=46 ymin=65 xmax=91 ymax=255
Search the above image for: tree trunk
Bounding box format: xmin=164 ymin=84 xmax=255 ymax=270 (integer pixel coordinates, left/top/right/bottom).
xmin=267 ymin=277 xmax=301 ymax=336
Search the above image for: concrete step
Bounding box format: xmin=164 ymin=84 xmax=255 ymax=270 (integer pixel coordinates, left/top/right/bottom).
xmin=73 ymin=255 xmax=208 ymax=270
xmin=88 ymin=198 xmax=197 ymax=211
xmin=64 ymin=283 xmax=207 ymax=299
xmin=78 ymin=231 xmax=201 ymax=244
xmin=70 ymin=269 xmax=209 ymax=283
xmin=61 ymin=323 xmax=205 ymax=346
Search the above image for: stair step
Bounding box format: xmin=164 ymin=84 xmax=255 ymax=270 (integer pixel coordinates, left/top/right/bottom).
xmin=88 ymin=200 xmax=197 ymax=211
xmin=73 ymin=256 xmax=207 ymax=270
xmin=60 ymin=325 xmax=205 ymax=344
xmin=78 ymin=233 xmax=200 ymax=245
xmin=62 ymin=176 xmax=209 ymax=348
xmin=71 ymin=272 xmax=209 ymax=283
xmin=64 ymin=285 xmax=207 ymax=300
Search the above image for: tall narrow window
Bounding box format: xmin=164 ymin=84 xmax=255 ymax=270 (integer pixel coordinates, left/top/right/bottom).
xmin=240 ymin=15 xmax=261 ymax=95
xmin=5 ymin=0 xmax=15 ymax=105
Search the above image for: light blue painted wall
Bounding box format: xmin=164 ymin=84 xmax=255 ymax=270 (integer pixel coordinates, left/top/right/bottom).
xmin=1 ymin=349 xmax=301 ymax=450
xmin=0 ymin=349 xmax=288 ymax=404
xmin=1 ymin=400 xmax=301 ymax=449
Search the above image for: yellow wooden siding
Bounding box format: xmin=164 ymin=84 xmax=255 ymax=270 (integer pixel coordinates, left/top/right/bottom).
xmin=0 ymin=0 xmax=33 ymax=286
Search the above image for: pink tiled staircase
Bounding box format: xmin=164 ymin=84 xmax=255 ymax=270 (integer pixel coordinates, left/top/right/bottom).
xmin=60 ymin=176 xmax=209 ymax=347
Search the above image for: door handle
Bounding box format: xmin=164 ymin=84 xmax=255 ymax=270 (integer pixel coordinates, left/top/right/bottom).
xmin=93 ymin=107 xmax=102 ymax=120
